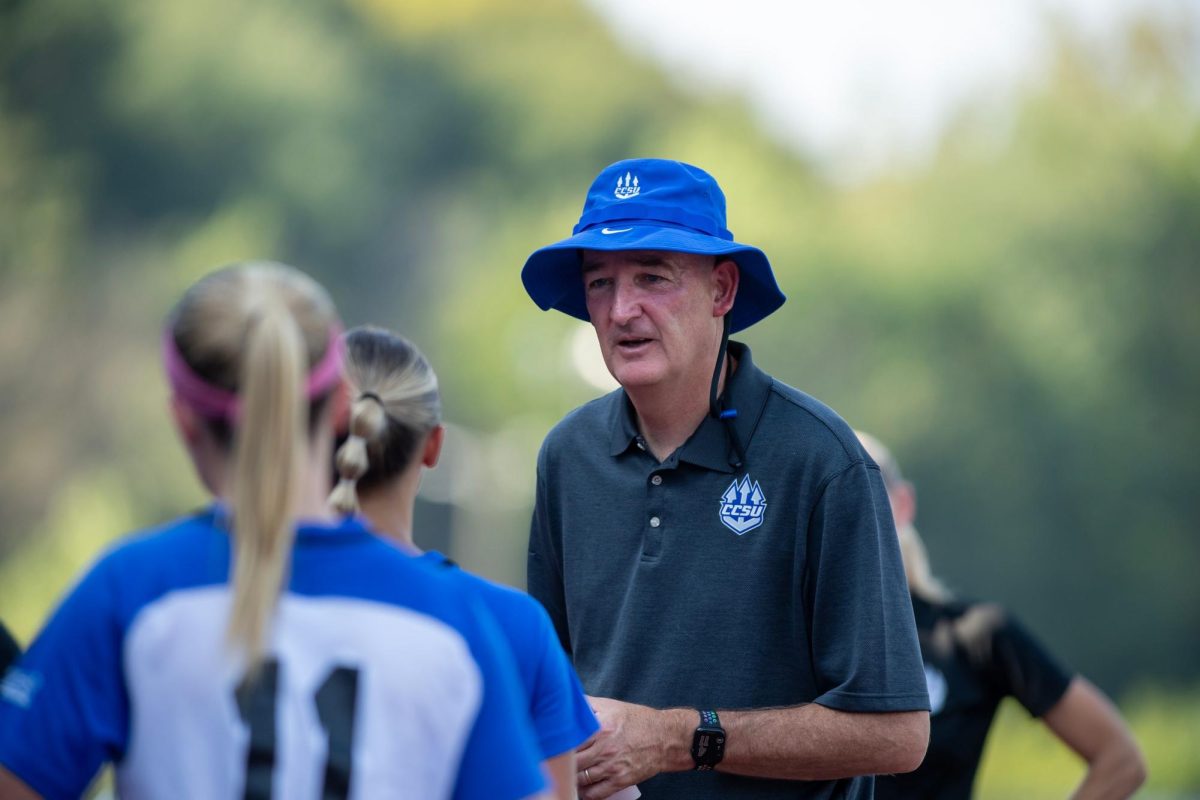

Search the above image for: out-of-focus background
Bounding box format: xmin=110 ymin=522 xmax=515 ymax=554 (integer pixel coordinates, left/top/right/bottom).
xmin=1 ymin=0 xmax=1196 ymax=795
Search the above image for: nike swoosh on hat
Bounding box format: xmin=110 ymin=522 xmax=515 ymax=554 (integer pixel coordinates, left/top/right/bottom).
xmin=601 ymin=227 xmax=633 ymax=234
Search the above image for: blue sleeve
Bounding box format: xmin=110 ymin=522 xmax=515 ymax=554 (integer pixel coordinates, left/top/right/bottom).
xmin=805 ymin=461 xmax=930 ymax=712
xmin=0 ymin=555 xmax=129 ymax=799
xmin=453 ymin=595 xmax=547 ymax=800
xmin=522 ymin=599 xmax=599 ymax=758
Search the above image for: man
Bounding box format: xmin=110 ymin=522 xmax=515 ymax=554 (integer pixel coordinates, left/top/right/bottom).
xmin=521 ymin=158 xmax=930 ymax=800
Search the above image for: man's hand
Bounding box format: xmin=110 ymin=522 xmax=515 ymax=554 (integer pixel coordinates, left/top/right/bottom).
xmin=575 ymin=696 xmax=690 ymax=799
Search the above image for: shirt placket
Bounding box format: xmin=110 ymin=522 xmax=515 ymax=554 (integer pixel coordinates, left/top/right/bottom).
xmin=639 ymin=440 xmax=676 ymax=561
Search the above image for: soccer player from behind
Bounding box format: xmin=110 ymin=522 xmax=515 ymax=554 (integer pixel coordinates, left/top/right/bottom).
xmin=329 ymin=325 xmax=600 ymax=800
xmin=0 ymin=262 xmax=549 ymax=800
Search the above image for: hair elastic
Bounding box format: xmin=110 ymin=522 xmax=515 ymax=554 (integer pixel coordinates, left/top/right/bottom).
xmin=163 ymin=324 xmax=344 ymax=420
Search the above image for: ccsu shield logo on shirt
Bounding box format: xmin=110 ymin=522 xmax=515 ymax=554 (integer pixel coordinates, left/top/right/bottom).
xmin=719 ymin=474 xmax=767 ymax=535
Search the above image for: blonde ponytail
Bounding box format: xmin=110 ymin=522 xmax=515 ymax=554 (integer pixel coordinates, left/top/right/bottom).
xmin=897 ymin=523 xmax=952 ymax=604
xmin=855 ymin=429 xmax=954 ymax=604
xmin=227 ymin=304 xmax=307 ymax=667
xmin=329 ymin=395 xmax=388 ymax=515
xmin=165 ymin=262 xmax=342 ymax=672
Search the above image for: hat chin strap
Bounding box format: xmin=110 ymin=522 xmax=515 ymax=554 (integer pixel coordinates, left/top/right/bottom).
xmin=709 ymin=313 xmax=746 ymax=469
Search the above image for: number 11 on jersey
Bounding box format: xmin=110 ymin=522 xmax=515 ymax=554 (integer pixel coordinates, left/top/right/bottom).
xmin=235 ymin=659 xmax=361 ymax=800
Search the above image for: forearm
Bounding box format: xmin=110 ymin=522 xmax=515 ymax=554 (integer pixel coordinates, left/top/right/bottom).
xmin=716 ymin=704 xmax=928 ymax=780
xmin=544 ymin=751 xmax=579 ymax=800
xmin=1043 ymin=678 xmax=1146 ymax=800
xmin=0 ymin=767 xmax=41 ymax=800
xmin=653 ymin=704 xmax=928 ymax=781
xmin=1070 ymin=750 xmax=1147 ymax=800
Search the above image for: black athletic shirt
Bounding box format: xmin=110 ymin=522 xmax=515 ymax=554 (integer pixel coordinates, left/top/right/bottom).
xmin=0 ymin=622 xmax=20 ymax=677
xmin=875 ymin=595 xmax=1073 ymax=800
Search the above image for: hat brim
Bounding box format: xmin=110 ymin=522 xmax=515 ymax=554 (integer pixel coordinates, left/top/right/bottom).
xmin=521 ymin=225 xmax=785 ymax=334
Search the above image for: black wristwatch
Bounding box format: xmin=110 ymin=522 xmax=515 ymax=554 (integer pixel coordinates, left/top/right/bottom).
xmin=691 ymin=709 xmax=726 ymax=771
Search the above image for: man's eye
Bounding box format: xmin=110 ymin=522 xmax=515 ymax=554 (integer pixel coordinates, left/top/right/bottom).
xmin=587 ymin=277 xmax=611 ymax=290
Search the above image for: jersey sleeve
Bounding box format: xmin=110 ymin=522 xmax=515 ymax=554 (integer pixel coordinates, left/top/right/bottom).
xmin=527 ymin=440 xmax=571 ymax=654
xmin=805 ymin=460 xmax=930 ymax=712
xmin=985 ymin=610 xmax=1073 ymax=717
xmin=452 ymin=595 xmax=548 ymax=800
xmin=524 ymin=599 xmax=599 ymax=758
xmin=0 ymin=554 xmax=129 ymax=800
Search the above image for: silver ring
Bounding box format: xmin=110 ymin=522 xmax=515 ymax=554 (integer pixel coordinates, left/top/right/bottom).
xmin=584 ymin=768 xmax=592 ymax=784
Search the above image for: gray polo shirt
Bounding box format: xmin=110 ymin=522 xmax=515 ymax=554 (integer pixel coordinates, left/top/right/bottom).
xmin=528 ymin=342 xmax=928 ymax=799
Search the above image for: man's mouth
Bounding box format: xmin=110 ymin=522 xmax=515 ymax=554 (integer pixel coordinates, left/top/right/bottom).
xmin=617 ymin=337 xmax=653 ymax=351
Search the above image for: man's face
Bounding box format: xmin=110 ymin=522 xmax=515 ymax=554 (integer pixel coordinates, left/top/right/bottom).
xmin=581 ymin=249 xmax=735 ymax=392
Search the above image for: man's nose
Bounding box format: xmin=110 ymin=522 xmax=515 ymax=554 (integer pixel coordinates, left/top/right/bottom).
xmin=611 ymin=280 xmax=642 ymax=324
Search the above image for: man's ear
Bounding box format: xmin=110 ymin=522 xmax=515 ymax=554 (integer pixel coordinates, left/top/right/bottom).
xmin=713 ymin=258 xmax=739 ymax=318
xmin=422 ymin=425 xmax=446 ymax=469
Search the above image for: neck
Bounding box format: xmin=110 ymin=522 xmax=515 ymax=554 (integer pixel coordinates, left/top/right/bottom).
xmin=357 ymin=468 xmax=423 ymax=552
xmin=211 ymin=435 xmax=339 ymax=524
xmin=628 ymin=351 xmax=734 ymax=462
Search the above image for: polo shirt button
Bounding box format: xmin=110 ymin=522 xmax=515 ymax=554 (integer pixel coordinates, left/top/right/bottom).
xmin=649 ymin=516 xmax=661 ymax=528
xmin=651 ymin=475 xmax=663 ymax=486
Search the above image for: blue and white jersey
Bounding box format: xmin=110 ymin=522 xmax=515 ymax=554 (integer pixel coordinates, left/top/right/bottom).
xmin=0 ymin=509 xmax=546 ymax=800
xmin=420 ymin=551 xmax=599 ymax=758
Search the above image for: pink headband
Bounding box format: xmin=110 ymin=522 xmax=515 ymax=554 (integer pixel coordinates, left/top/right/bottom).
xmin=163 ymin=324 xmax=344 ymax=420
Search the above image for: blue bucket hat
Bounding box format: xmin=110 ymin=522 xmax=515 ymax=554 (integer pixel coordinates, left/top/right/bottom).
xmin=521 ymin=158 xmax=786 ymax=333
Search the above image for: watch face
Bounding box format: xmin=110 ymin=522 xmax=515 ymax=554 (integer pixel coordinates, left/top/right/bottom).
xmin=693 ymin=729 xmax=726 ymax=765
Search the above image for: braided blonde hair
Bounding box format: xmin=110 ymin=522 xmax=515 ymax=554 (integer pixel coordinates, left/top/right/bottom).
xmin=329 ymin=326 xmax=441 ymax=514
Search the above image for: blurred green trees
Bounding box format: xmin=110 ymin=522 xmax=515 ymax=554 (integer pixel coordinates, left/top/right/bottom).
xmin=0 ymin=0 xmax=1195 ymax=730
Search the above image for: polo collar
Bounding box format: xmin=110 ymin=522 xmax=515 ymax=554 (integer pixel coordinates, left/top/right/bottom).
xmin=605 ymin=341 xmax=772 ymax=472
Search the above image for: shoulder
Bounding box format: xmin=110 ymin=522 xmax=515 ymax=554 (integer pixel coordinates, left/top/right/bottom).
xmin=537 ymin=389 xmax=624 ymax=469
xmin=542 ymin=390 xmax=620 ymax=446
xmin=72 ymin=512 xmax=229 ymax=615
xmin=435 ymin=562 xmax=555 ymax=645
xmin=757 ymin=374 xmax=870 ymax=479
xmin=96 ymin=511 xmax=226 ymax=572
xmin=328 ymin=541 xmax=536 ymax=659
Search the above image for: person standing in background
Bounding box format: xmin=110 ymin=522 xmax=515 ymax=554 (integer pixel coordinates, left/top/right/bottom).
xmin=522 ymin=157 xmax=930 ymax=799
xmin=857 ymin=431 xmax=1146 ymax=800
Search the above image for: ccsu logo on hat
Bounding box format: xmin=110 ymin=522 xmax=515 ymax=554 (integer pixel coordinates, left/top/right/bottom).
xmin=614 ymin=171 xmax=640 ymax=200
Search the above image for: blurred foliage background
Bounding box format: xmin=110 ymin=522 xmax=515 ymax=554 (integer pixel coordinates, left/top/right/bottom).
xmin=0 ymin=0 xmax=1196 ymax=795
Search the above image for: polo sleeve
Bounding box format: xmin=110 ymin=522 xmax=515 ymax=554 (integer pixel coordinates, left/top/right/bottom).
xmin=984 ymin=611 xmax=1073 ymax=717
xmin=804 ymin=460 xmax=930 ymax=712
xmin=452 ymin=597 xmax=548 ymax=800
xmin=528 ymin=440 xmax=571 ymax=654
xmin=0 ymin=555 xmax=130 ymax=800
xmin=524 ymin=600 xmax=600 ymax=758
